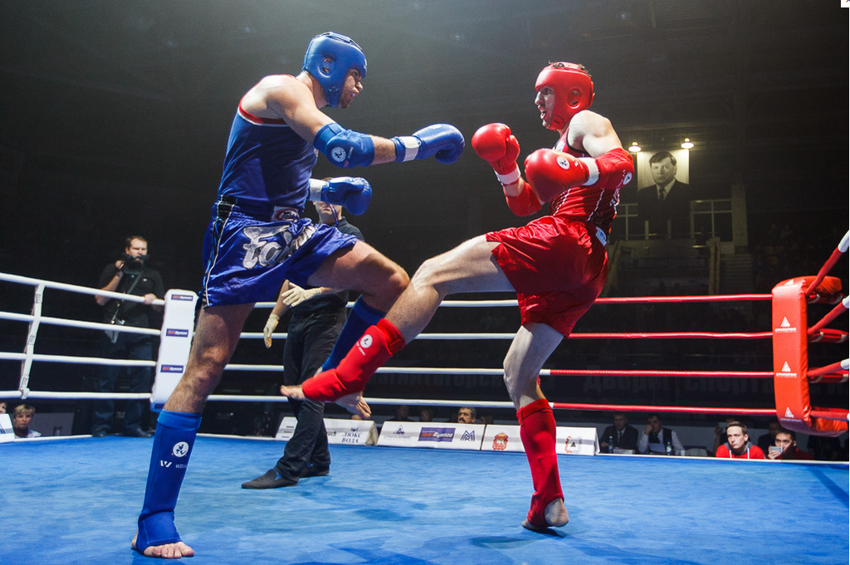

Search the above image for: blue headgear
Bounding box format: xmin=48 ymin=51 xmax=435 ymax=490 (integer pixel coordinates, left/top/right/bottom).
xmin=302 ymin=32 xmax=367 ymax=108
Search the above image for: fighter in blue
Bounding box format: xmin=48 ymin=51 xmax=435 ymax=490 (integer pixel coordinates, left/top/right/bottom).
xmin=133 ymin=32 xmax=464 ymax=558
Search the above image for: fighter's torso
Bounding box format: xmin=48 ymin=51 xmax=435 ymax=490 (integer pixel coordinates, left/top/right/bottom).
xmin=217 ymin=101 xmax=318 ymax=212
xmin=549 ymin=129 xmax=619 ymax=232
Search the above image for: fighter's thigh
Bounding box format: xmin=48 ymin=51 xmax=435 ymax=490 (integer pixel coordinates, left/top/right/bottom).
xmin=413 ymin=235 xmax=514 ymax=295
xmin=306 ymin=240 xmax=406 ymax=293
xmin=188 ymin=303 xmax=255 ymax=368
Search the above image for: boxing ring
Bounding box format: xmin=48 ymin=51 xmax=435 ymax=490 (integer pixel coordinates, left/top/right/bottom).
xmin=1 ymin=231 xmax=848 ymax=564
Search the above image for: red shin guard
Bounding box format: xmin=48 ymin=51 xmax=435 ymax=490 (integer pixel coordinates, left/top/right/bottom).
xmin=518 ymin=398 xmax=563 ymax=529
xmin=302 ymin=319 xmax=405 ymax=402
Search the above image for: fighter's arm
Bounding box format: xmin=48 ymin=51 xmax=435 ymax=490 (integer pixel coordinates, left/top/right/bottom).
xmin=250 ymin=75 xmax=463 ymax=168
xmin=524 ymin=110 xmax=634 ymax=203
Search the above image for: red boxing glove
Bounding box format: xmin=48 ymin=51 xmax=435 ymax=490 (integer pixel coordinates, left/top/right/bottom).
xmin=471 ymin=123 xmax=521 ymax=184
xmin=524 ymin=149 xmax=597 ymax=203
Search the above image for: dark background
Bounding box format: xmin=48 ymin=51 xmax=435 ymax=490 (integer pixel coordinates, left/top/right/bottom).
xmin=0 ymin=1 xmax=847 ymax=437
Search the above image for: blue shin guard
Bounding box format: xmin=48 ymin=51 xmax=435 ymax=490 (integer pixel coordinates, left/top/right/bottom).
xmin=320 ymin=297 xmax=385 ymax=371
xmin=135 ymin=410 xmax=202 ymax=553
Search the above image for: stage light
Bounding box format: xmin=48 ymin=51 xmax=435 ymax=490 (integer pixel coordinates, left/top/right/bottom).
xmin=628 ymin=142 xmax=641 ymax=153
xmin=681 ymin=138 xmax=694 ymax=149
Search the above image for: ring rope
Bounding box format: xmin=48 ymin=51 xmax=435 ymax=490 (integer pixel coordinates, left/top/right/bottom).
xmin=805 ymin=230 xmax=849 ymax=298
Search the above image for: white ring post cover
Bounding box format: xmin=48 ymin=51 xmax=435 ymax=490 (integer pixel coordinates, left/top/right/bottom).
xmin=150 ymin=290 xmax=198 ymax=411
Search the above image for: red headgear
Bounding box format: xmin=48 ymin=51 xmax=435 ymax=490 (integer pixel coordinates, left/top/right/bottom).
xmin=535 ymin=62 xmax=595 ymax=131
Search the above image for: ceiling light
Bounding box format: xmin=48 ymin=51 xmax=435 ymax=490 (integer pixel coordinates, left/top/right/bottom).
xmin=681 ymin=138 xmax=694 ymax=149
xmin=628 ymin=142 xmax=641 ymax=153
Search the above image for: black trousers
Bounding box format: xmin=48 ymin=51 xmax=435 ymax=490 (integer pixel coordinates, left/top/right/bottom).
xmin=275 ymin=308 xmax=346 ymax=479
xmin=92 ymin=332 xmax=154 ymax=433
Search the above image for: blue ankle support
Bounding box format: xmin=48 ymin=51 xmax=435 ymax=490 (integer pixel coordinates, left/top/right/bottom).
xmin=135 ymin=410 xmax=202 ymax=553
xmin=321 ymin=297 xmax=385 ymax=371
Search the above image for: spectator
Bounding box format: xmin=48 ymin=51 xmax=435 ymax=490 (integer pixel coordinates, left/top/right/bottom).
xmin=93 ymin=235 xmax=164 ymax=438
xmin=457 ymin=407 xmax=477 ymax=424
xmin=600 ymin=412 xmax=639 ymax=453
xmin=638 ymin=413 xmax=683 ymax=455
xmin=0 ymin=400 xmax=6 ymax=414
xmin=757 ymin=418 xmax=782 ymax=452
xmin=418 ymin=407 xmax=434 ymax=422
xmin=12 ymin=404 xmax=41 ymax=439
xmin=715 ymin=421 xmax=764 ymax=459
xmin=390 ymin=405 xmax=412 ymax=422
xmin=712 ymin=416 xmax=738 ymax=455
xmin=767 ymin=429 xmax=814 ymax=461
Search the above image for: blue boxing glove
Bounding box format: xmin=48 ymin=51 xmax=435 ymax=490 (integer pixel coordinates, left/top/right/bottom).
xmin=392 ymin=124 xmax=464 ymax=164
xmin=309 ymin=177 xmax=373 ymax=215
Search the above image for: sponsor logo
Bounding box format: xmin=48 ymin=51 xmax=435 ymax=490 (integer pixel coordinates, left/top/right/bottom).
xmin=172 ymin=294 xmax=195 ymax=301
xmin=393 ymin=426 xmax=406 ymax=435
xmin=165 ymin=329 xmax=189 ymax=337
xmin=172 ymin=442 xmax=190 ymax=457
xmin=359 ymin=334 xmax=373 ymax=349
xmin=419 ymin=427 xmax=455 ymax=442
xmin=556 ymin=156 xmax=571 ymax=170
xmin=161 ymin=365 xmax=184 ymax=373
xmin=563 ymin=436 xmax=578 ymax=454
xmin=784 ymin=407 xmax=795 ymax=419
xmin=331 ymin=147 xmax=347 ymax=163
xmin=272 ymin=206 xmax=299 ymax=222
xmin=159 ymin=460 xmax=172 ymax=468
xmin=774 ymin=317 xmax=797 ymax=333
xmin=241 ymin=224 xmax=316 ymax=269
xmin=775 ymin=361 xmax=797 ymax=378
xmin=621 ymin=172 xmax=633 ymax=186
xmin=492 ymin=433 xmax=509 ymax=451
xmin=460 ymin=430 xmax=476 ymax=442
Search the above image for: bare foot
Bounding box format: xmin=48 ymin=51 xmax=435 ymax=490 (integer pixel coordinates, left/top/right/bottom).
xmin=279 ymin=384 xmax=307 ymax=401
xmin=132 ymin=530 xmax=195 ymax=559
xmin=335 ymin=392 xmax=371 ymax=419
xmin=522 ymin=498 xmax=569 ymax=531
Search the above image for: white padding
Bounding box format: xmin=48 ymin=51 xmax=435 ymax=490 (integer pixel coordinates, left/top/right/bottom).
xmin=579 ymin=158 xmax=599 ymax=186
xmin=0 ymin=414 xmax=13 ymax=444
xmin=495 ymin=165 xmax=521 ymax=185
xmin=396 ymin=136 xmax=420 ymax=162
xmin=308 ymin=179 xmax=328 ymax=201
xmin=150 ymin=290 xmax=198 ymax=411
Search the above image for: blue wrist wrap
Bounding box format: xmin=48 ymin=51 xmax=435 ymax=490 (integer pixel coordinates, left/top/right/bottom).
xmin=314 ymin=123 xmax=375 ymax=168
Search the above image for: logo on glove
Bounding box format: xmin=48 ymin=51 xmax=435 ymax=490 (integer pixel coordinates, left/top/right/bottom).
xmin=556 ymin=156 xmax=572 ymax=170
xmin=331 ymin=147 xmax=347 ymax=163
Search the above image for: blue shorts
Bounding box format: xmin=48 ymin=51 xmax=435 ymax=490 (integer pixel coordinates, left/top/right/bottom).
xmin=200 ymin=197 xmax=358 ymax=307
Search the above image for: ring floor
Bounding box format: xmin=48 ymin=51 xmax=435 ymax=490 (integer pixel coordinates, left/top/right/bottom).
xmin=3 ymin=436 xmax=847 ymax=564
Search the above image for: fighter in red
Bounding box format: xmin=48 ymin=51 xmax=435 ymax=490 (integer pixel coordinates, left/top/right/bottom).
xmin=283 ymin=62 xmax=634 ymax=531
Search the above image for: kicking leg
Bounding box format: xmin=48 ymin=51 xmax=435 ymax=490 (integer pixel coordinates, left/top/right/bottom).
xmin=285 ymin=235 xmax=513 ymax=403
xmin=133 ymin=303 xmax=254 ymax=558
xmin=503 ymin=323 xmax=569 ymax=531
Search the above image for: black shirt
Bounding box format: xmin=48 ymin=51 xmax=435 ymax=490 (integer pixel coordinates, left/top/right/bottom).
xmin=98 ymin=263 xmax=165 ymax=329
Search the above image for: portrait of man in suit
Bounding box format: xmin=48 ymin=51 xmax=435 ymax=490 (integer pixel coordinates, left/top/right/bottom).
xmin=636 ymin=150 xmax=691 ymax=238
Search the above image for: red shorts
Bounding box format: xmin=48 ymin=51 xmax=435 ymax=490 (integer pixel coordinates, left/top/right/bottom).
xmin=486 ymin=215 xmax=608 ymax=336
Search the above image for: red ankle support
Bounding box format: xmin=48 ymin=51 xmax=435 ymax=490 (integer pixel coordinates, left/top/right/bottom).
xmin=302 ymin=319 xmax=405 ymax=402
xmin=518 ymin=398 xmax=563 ymax=529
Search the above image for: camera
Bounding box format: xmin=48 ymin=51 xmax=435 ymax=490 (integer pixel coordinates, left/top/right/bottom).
xmin=121 ymin=253 xmax=147 ymax=275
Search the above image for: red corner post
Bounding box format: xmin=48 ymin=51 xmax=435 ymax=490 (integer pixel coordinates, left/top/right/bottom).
xmin=772 ymin=276 xmax=847 ymax=436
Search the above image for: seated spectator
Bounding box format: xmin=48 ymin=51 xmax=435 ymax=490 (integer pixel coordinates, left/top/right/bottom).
xmin=638 ymin=413 xmax=683 ymax=455
xmin=457 ymin=407 xmax=477 ymax=424
xmin=12 ymin=404 xmax=41 ymax=439
xmin=757 ymin=418 xmax=782 ymax=452
xmin=712 ymin=416 xmax=737 ymax=455
xmin=418 ymin=407 xmax=434 ymax=422
xmin=767 ymin=429 xmax=814 ymax=461
xmin=478 ymin=414 xmax=494 ymax=425
xmin=715 ymin=421 xmax=764 ymax=459
xmin=600 ymin=412 xmax=639 ymax=453
xmin=389 ymin=405 xmax=412 ymax=422
xmin=0 ymin=400 xmax=6 ymax=414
